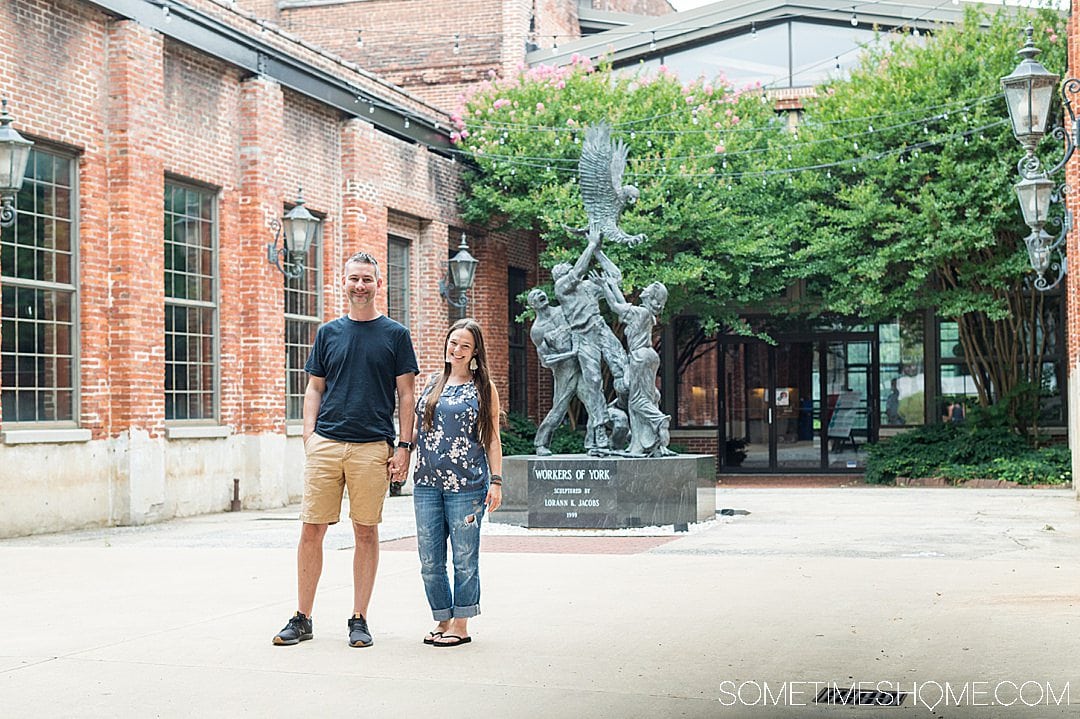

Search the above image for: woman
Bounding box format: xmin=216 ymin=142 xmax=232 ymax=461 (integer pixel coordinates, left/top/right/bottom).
xmin=412 ymin=318 xmax=503 ymax=647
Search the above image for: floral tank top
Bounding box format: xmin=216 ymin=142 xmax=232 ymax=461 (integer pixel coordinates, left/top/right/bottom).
xmin=413 ymin=378 xmax=490 ymax=492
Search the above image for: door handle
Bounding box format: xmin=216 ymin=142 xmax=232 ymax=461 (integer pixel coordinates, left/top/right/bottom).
xmin=768 ymin=408 xmax=773 ymax=424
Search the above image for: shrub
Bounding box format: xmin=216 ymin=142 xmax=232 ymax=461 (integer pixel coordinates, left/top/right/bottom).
xmin=866 ymin=422 xmax=1071 ymax=486
xmin=500 ymin=411 xmax=585 ymax=456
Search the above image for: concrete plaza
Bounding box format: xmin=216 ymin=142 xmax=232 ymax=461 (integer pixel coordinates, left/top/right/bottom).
xmin=2 ymin=485 xmax=1078 ymax=718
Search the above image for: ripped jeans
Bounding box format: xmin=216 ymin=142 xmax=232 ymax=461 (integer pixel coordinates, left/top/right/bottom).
xmin=413 ymin=485 xmax=486 ymax=619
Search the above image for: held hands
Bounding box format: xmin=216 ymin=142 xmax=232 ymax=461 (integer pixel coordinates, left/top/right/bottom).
xmin=387 ymin=447 xmax=410 ymax=482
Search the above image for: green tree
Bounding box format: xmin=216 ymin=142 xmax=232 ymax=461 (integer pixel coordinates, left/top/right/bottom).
xmin=787 ymin=7 xmax=1065 ymax=436
xmin=453 ymin=6 xmax=1066 ymax=436
xmin=451 ymin=57 xmax=791 ymax=335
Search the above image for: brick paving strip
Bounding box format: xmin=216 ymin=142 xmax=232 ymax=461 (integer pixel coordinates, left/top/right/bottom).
xmin=381 ymin=535 xmax=680 ymax=554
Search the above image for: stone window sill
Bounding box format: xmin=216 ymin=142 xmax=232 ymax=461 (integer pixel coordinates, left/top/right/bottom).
xmin=1 ymin=428 xmax=93 ymax=445
xmin=165 ymin=425 xmax=232 ymax=440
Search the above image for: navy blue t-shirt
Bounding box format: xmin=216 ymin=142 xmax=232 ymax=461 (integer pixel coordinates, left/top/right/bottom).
xmin=304 ymin=314 xmax=419 ymax=444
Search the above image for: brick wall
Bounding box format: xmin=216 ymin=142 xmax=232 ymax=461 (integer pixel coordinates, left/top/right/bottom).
xmin=0 ymin=0 xmax=545 ymax=532
xmin=281 ymin=0 xmax=528 ymax=110
xmin=589 ymin=0 xmax=674 ymax=16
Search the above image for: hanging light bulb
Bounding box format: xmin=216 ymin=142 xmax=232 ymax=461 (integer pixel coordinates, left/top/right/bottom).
xmin=912 ymin=26 xmax=920 ymax=37
xmin=453 ymin=33 xmax=460 ymax=55
xmin=404 ymin=116 xmax=410 ymax=129
xmin=850 ymin=12 xmax=858 ymax=27
xmin=835 ymin=56 xmax=840 ymax=70
xmin=751 ymin=21 xmax=757 ymax=38
xmin=649 ymin=31 xmax=657 ymax=51
xmin=162 ymin=3 xmax=171 ymax=21
xmin=356 ymin=29 xmax=363 ymax=48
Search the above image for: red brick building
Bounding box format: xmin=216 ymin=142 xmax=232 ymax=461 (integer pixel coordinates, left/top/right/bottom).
xmin=0 ymin=0 xmax=559 ymax=537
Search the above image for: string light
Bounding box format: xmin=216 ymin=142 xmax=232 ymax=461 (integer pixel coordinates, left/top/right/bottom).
xmin=449 ymin=119 xmax=1007 ymax=182
xmin=751 ymin=21 xmax=757 ymax=38
xmin=850 ymin=12 xmax=858 ymax=27
xmin=453 ymin=33 xmax=460 ymax=55
xmin=162 ymin=3 xmax=171 ymax=21
xmin=460 ymin=94 xmax=1001 ymax=138
xmin=649 ymin=31 xmax=657 ymax=51
xmin=356 ymin=29 xmax=363 ymax=48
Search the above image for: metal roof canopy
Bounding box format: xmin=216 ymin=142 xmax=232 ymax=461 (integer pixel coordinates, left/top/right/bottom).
xmin=84 ymin=0 xmax=453 ymax=152
xmin=529 ymin=0 xmax=989 ymax=69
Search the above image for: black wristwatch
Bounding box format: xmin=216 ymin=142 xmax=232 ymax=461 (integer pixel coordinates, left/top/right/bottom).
xmin=396 ymin=440 xmax=415 ymax=451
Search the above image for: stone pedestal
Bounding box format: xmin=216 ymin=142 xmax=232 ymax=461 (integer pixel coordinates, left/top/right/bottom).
xmin=494 ymin=454 xmax=715 ymax=529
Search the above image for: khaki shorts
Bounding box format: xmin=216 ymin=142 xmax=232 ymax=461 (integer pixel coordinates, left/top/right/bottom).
xmin=301 ymin=434 xmax=392 ymax=525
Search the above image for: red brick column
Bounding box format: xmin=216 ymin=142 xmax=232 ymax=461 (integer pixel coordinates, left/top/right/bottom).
xmin=416 ymin=220 xmax=452 ymax=376
xmin=106 ymin=21 xmax=166 ymax=437
xmin=340 ymin=118 xmax=387 ymax=318
xmin=232 ymin=75 xmax=286 ymax=433
xmin=471 ymin=233 xmax=510 ymax=404
xmin=106 ymin=20 xmax=167 ymax=523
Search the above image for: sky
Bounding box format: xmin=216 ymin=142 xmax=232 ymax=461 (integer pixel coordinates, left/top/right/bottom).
xmin=667 ymin=0 xmax=1067 ymax=9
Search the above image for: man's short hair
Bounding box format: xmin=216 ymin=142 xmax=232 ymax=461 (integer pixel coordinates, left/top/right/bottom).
xmin=345 ymin=252 xmax=380 ymax=280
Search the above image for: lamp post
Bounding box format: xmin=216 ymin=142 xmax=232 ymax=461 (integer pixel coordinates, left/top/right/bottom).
xmin=1001 ymin=26 xmax=1080 ymax=291
xmin=0 ymin=100 xmax=34 ymax=229
xmin=439 ymin=232 xmax=479 ymax=309
xmin=267 ymin=188 xmax=322 ymax=280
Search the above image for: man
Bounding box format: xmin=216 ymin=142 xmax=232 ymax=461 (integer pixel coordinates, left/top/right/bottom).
xmin=527 ymin=288 xmax=584 ymax=455
xmin=551 ymin=229 xmax=627 ymax=455
xmin=273 ymin=252 xmax=419 ymax=648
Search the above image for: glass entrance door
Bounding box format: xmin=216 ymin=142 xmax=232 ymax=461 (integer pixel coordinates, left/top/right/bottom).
xmin=775 ymin=342 xmax=821 ymax=470
xmin=822 ymin=340 xmax=874 ymax=469
xmin=720 ymin=337 xmax=876 ymax=471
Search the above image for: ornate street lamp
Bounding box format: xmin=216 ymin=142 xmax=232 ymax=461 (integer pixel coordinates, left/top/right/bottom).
xmin=1002 ymin=26 xmax=1080 ymax=291
xmin=439 ymin=232 xmax=479 ymax=308
xmin=0 ymin=100 xmax=34 ymax=229
xmin=267 ymin=188 xmax=322 ymax=280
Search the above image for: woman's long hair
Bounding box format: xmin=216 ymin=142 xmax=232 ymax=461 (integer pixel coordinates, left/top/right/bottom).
xmin=421 ymin=318 xmax=495 ymax=446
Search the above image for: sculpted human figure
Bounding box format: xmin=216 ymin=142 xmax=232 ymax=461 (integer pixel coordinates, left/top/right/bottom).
xmin=552 ymin=229 xmax=628 ymax=455
xmin=527 ymin=289 xmax=587 ymax=455
xmin=591 ymin=270 xmax=672 ymax=457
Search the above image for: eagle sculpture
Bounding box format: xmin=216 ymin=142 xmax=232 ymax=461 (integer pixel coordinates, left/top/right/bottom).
xmin=574 ymin=122 xmax=646 ymax=247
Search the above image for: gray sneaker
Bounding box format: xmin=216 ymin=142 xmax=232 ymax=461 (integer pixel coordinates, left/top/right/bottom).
xmin=273 ymin=612 xmax=313 ymax=645
xmin=348 ymin=613 xmax=373 ymax=647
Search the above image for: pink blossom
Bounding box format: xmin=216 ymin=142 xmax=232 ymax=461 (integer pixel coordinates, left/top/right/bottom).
xmin=460 ymin=129 xmax=469 ymax=138
xmin=536 ymin=102 xmax=545 ymax=111
xmin=493 ymin=98 xmax=511 ymax=109
xmin=451 ymin=131 xmax=461 ymax=143
xmin=685 ymin=95 xmax=695 ymax=104
xmin=714 ymin=144 xmax=725 ymax=153
xmin=555 ymin=80 xmax=566 ymax=89
xmin=730 ymin=115 xmax=740 ymax=124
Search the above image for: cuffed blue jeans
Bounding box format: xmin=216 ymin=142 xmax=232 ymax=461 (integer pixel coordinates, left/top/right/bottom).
xmin=413 ymin=485 xmax=486 ymax=620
